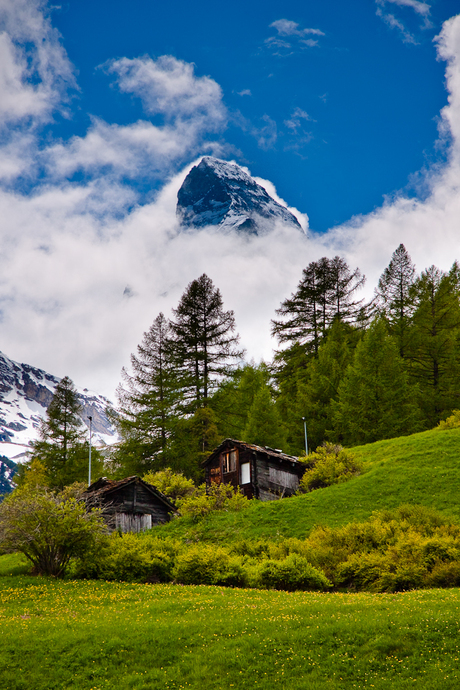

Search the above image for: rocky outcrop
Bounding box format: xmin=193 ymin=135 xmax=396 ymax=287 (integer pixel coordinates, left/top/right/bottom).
xmin=177 ymin=157 xmax=302 ymax=234
xmin=0 ymin=351 xmax=117 ymax=459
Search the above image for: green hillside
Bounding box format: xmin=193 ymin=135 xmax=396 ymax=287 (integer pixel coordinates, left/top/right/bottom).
xmin=155 ymin=427 xmax=460 ymax=542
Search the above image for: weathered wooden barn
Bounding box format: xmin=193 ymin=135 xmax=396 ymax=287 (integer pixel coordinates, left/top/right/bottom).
xmin=203 ymin=439 xmax=305 ymax=501
xmin=84 ymin=476 xmax=176 ymax=533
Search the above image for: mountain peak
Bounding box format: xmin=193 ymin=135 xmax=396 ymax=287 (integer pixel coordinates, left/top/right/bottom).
xmin=176 ymin=157 xmax=302 ymax=234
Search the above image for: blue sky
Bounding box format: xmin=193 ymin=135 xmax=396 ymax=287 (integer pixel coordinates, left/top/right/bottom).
xmin=49 ymin=0 xmax=455 ymax=230
xmin=1 ymin=0 xmax=460 ymax=398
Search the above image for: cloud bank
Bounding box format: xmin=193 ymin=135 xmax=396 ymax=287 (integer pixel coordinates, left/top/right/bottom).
xmin=0 ymin=1 xmax=460 ymax=402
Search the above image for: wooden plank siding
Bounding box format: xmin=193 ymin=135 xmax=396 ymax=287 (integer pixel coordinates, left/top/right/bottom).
xmin=85 ymin=476 xmax=176 ymax=533
xmin=203 ymin=439 xmax=305 ymax=502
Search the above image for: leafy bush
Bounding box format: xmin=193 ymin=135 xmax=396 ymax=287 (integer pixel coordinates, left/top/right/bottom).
xmin=177 ymin=483 xmax=249 ymax=521
xmin=173 ymin=544 xmax=246 ymax=586
xmin=76 ymin=533 xmax=178 ymax=582
xmin=303 ymin=506 xmax=460 ymax=592
xmin=0 ymin=485 xmax=106 ymax=577
xmin=142 ymin=468 xmax=196 ymax=503
xmin=299 ymin=443 xmax=363 ymax=492
xmin=256 ymin=554 xmax=331 ymax=591
xmin=437 ymin=410 xmax=460 ymax=430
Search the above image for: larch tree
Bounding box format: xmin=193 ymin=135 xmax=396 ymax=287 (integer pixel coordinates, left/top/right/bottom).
xmin=375 ymin=243 xmax=417 ymax=357
xmin=30 ymin=376 xmax=101 ymax=489
xmin=272 ymin=256 xmax=366 ymax=357
xmin=242 ymin=385 xmax=287 ymax=450
xmin=406 ymin=264 xmax=460 ymax=428
xmin=171 ymin=274 xmax=244 ymax=409
xmin=114 ymin=312 xmax=181 ymax=476
xmin=332 ymin=319 xmax=421 ymax=446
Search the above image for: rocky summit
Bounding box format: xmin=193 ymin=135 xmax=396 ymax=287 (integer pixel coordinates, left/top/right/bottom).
xmin=176 ymin=157 xmax=302 ymax=234
xmin=0 ymin=351 xmax=117 ymax=461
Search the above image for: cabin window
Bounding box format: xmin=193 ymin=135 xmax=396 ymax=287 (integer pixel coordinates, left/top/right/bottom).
xmin=240 ymin=462 xmax=250 ymax=485
xmin=222 ymin=449 xmax=237 ymax=473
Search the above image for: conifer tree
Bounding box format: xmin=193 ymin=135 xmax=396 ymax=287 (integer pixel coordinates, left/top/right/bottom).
xmin=406 ymin=264 xmax=460 ymax=427
xmin=114 ymin=312 xmax=181 ymax=475
xmin=332 ymin=319 xmax=421 ymax=446
xmin=272 ymin=256 xmax=366 ymax=357
xmin=210 ymin=363 xmax=272 ymax=440
xmin=375 ymin=243 xmax=416 ymax=356
xmin=30 ymin=376 xmax=100 ymax=488
xmin=243 ymin=386 xmax=287 ymax=450
xmin=171 ymin=274 xmax=244 ymax=408
xmin=298 ymin=319 xmax=361 ymax=450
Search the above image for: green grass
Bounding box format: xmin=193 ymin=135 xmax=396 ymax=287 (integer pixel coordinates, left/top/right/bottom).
xmin=0 ymin=576 xmax=459 ymax=690
xmin=154 ymin=427 xmax=460 ymax=543
xmin=0 ymin=553 xmax=31 ymax=577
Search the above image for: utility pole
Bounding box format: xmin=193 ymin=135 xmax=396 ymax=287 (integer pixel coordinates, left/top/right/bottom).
xmin=302 ymin=417 xmax=308 ymax=456
xmin=88 ymin=415 xmax=93 ymax=486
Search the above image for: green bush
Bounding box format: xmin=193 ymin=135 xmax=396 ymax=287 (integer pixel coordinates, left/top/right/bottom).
xmin=424 ymin=561 xmax=460 ymax=587
xmin=256 ymin=554 xmax=331 ymax=591
xmin=173 ymin=544 xmax=246 ymax=586
xmin=77 ymin=533 xmax=177 ymax=583
xmin=0 ymin=486 xmax=107 ymax=577
xmin=142 ymin=468 xmax=196 ymax=503
xmin=177 ymin=483 xmax=249 ymax=521
xmin=437 ymin=410 xmax=460 ymax=430
xmin=299 ymin=443 xmax=363 ymax=492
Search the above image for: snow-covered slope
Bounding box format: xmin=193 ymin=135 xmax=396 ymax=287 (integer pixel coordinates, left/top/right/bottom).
xmin=177 ymin=157 xmax=302 ymax=233
xmin=0 ymin=351 xmax=117 ymax=461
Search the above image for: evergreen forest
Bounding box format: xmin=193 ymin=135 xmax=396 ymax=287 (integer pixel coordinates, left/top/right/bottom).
xmin=104 ymin=244 xmax=460 ymax=482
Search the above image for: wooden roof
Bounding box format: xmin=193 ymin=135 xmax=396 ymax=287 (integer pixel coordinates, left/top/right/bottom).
xmin=203 ymin=438 xmax=302 ymax=467
xmin=84 ymin=475 xmax=177 ymax=512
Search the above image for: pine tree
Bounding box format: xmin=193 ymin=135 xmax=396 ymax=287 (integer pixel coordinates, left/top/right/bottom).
xmin=375 ymin=243 xmax=416 ymax=356
xmin=171 ymin=274 xmax=244 ymax=408
xmin=243 ymin=386 xmax=287 ymax=450
xmin=332 ymin=319 xmax=421 ymax=446
xmin=406 ymin=264 xmax=460 ymax=427
xmin=114 ymin=313 xmax=182 ymax=476
xmin=210 ymin=363 xmax=272 ymax=440
xmin=272 ymin=256 xmax=366 ymax=357
xmin=298 ymin=319 xmax=361 ymax=450
xmin=30 ymin=376 xmax=101 ymax=488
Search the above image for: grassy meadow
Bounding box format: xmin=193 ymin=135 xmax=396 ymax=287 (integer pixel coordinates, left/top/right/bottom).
xmin=0 ymin=573 xmax=460 ymax=690
xmin=154 ymin=427 xmax=460 ymax=543
xmin=3 ymin=427 xmax=460 ymax=689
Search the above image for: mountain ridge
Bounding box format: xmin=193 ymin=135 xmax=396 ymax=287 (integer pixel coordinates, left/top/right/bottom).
xmin=0 ymin=351 xmax=117 ymax=461
xmin=176 ymin=157 xmax=303 ymax=234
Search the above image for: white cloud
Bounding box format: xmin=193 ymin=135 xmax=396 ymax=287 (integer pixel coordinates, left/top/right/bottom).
xmin=105 ymin=55 xmax=226 ymax=124
xmin=265 ymin=19 xmax=324 ymax=54
xmin=377 ymin=0 xmax=431 ymax=18
xmin=375 ymin=0 xmax=432 ymax=40
xmin=270 ymin=19 xmax=324 ymax=38
xmin=284 ymin=107 xmax=315 ymax=133
xmin=0 ymin=0 xmax=76 ymax=125
xmin=1 ymin=1 xmax=460 ymax=411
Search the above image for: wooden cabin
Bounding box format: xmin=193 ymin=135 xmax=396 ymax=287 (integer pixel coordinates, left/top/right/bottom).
xmin=84 ymin=476 xmax=176 ymax=533
xmin=203 ymin=439 xmax=305 ymax=501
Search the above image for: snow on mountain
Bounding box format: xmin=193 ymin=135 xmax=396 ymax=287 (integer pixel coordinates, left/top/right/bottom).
xmin=0 ymin=456 xmax=17 ymax=497
xmin=177 ymin=157 xmax=303 ymax=234
xmin=0 ymin=351 xmax=117 ymax=461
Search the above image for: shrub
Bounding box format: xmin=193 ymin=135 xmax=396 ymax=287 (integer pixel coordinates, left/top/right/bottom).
xmin=173 ymin=544 xmax=246 ymax=586
xmin=0 ymin=486 xmax=107 ymax=577
xmin=177 ymin=483 xmax=249 ymax=521
xmin=142 ymin=468 xmax=196 ymax=503
xmin=424 ymin=561 xmax=460 ymax=588
xmin=256 ymin=554 xmax=331 ymax=591
xmin=437 ymin=410 xmax=460 ymax=430
xmin=77 ymin=533 xmax=178 ymax=582
xmin=299 ymin=443 xmax=363 ymax=492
